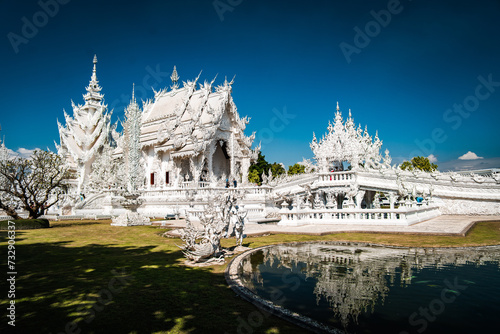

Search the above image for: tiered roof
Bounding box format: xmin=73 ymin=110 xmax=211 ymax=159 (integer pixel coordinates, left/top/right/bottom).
xmin=56 ymin=56 xmax=114 ymax=166
xmin=140 ymin=70 xmax=255 ymax=159
xmin=310 ymin=102 xmax=384 ymax=168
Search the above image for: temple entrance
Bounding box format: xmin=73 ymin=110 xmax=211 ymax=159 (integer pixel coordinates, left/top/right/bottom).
xmin=212 ymin=141 xmax=230 ymax=182
xmin=179 ymin=159 xmax=192 ymax=182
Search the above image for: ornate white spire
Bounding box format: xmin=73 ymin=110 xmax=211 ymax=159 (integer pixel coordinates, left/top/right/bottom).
xmin=132 ymin=82 xmax=136 ymax=104
xmin=91 ymin=54 xmax=97 ymax=81
xmin=84 ymin=55 xmax=103 ymax=105
xmin=170 ymin=66 xmax=179 ymax=90
xmin=0 ymin=126 xmax=8 ymax=162
xmin=124 ymin=83 xmax=142 ymax=192
xmin=336 ymin=101 xmax=340 ymax=112
xmin=311 ymin=104 xmax=387 ymax=171
xmin=57 ymin=55 xmax=113 ymax=192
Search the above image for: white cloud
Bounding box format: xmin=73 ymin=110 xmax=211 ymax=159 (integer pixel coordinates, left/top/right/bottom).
xmin=458 ymin=151 xmax=484 ymax=160
xmin=438 ymin=157 xmax=500 ymax=172
xmin=7 ymin=148 xmax=17 ymax=159
xmin=427 ymin=154 xmax=438 ymax=163
xmin=8 ymin=147 xmax=39 ymax=159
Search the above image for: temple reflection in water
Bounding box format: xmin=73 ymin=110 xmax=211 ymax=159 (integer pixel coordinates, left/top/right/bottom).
xmin=238 ymin=243 xmax=500 ymax=330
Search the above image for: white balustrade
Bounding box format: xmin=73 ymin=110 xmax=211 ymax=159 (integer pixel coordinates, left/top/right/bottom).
xmin=318 ymin=171 xmax=355 ymax=183
xmin=279 ymin=205 xmax=440 ymax=226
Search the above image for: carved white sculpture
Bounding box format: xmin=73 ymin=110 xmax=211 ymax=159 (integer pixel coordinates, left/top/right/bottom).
xmin=111 ymin=192 xmax=151 ymax=226
xmin=123 ymin=85 xmax=143 ymax=192
xmin=56 ymin=55 xmax=116 ymax=194
xmin=310 ymin=103 xmax=384 ymax=172
xmin=180 ymin=193 xmax=246 ymax=263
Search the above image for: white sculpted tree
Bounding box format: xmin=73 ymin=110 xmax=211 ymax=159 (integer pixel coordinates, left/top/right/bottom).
xmin=0 ymin=150 xmax=72 ymax=219
xmin=87 ymin=145 xmax=126 ymax=193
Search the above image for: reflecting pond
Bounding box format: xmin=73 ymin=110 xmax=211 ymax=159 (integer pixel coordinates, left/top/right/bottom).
xmin=238 ymin=243 xmax=500 ymax=333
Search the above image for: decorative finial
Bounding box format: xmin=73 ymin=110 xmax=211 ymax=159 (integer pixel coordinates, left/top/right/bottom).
xmin=132 ymin=83 xmax=135 ymax=103
xmin=91 ymin=55 xmax=98 ymax=81
xmin=170 ymin=66 xmax=179 ymax=89
xmin=349 ymin=108 xmax=352 ymax=118
xmin=336 ymin=101 xmax=340 ymax=112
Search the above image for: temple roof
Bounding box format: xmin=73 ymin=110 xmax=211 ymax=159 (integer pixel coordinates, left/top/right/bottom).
xmin=140 ymin=73 xmax=254 ymax=159
xmin=310 ymin=103 xmax=385 ymax=168
xmin=57 ymin=56 xmax=114 ymax=165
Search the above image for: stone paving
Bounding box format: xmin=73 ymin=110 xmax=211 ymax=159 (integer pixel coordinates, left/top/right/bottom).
xmin=159 ymin=215 xmax=500 ymax=237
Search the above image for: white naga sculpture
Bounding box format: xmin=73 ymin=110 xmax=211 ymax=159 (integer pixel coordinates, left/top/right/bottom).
xmin=179 ymin=193 xmax=247 ymax=263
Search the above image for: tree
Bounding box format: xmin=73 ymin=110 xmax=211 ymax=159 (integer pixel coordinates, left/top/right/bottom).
xmin=0 ymin=150 xmax=72 ymax=219
xmin=287 ymin=163 xmax=306 ymax=175
xmin=248 ymin=152 xmax=269 ymax=185
xmin=270 ymin=162 xmax=286 ymax=178
xmin=247 ymin=152 xmax=286 ymax=185
xmin=400 ymin=156 xmax=438 ymax=172
xmin=247 ymin=169 xmax=260 ymax=185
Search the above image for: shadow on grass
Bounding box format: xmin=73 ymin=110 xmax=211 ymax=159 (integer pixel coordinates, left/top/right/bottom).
xmin=0 ymin=237 xmax=302 ymax=334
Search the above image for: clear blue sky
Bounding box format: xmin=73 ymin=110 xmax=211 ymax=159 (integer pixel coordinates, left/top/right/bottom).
xmin=1 ymin=0 xmax=499 ymax=170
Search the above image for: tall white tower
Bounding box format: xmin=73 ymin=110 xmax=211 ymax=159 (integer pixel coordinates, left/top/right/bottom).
xmin=56 ymin=55 xmax=114 ymax=193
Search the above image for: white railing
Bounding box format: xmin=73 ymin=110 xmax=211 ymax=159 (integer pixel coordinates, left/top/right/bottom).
xmin=141 ymin=185 xmax=270 ymax=199
xmin=179 ymin=181 xmax=212 ymax=189
xmin=317 ymin=171 xmax=356 ymax=182
xmin=278 ymin=205 xmax=441 ymax=226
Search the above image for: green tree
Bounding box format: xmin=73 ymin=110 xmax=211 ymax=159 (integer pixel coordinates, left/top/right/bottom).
xmin=0 ymin=150 xmax=72 ymax=219
xmin=248 ymin=152 xmax=270 ymax=185
xmin=247 ymin=169 xmax=260 ymax=185
xmin=400 ymin=156 xmax=438 ymax=172
xmin=247 ymin=152 xmax=286 ymax=185
xmin=270 ymin=163 xmax=286 ymax=178
xmin=287 ymin=163 xmax=306 ymax=175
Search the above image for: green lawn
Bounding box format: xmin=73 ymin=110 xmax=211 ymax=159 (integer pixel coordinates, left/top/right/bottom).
xmin=1 ymin=219 xmax=499 ymax=333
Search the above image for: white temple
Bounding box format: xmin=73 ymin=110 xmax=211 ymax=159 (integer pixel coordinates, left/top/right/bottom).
xmin=53 ymin=56 xmax=500 ymax=224
xmin=138 ymin=67 xmax=258 ymax=189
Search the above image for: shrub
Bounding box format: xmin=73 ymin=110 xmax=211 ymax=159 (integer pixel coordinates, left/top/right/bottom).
xmin=0 ymin=219 xmax=50 ymax=230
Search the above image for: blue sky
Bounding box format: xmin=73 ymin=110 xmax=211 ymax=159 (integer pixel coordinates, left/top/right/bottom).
xmin=1 ymin=0 xmax=499 ymax=170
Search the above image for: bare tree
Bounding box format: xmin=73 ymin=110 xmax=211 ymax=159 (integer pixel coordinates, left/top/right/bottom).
xmin=0 ymin=150 xmax=72 ymax=219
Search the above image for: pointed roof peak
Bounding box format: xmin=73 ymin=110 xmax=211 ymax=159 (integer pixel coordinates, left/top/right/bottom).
xmin=91 ymin=55 xmax=98 ymax=81
xmin=84 ymin=55 xmax=103 ymax=105
xmin=336 ymin=101 xmax=340 ymax=112
xmin=132 ymin=83 xmax=136 ymax=103
xmin=170 ymin=66 xmax=179 ymax=90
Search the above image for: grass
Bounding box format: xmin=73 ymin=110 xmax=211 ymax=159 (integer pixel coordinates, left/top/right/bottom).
xmin=1 ymin=219 xmax=499 ymax=333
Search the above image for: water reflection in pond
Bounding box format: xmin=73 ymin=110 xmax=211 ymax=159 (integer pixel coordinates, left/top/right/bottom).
xmin=238 ymin=243 xmax=500 ymax=333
